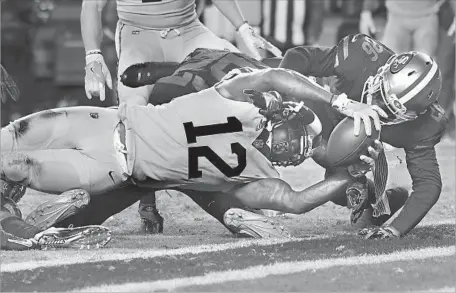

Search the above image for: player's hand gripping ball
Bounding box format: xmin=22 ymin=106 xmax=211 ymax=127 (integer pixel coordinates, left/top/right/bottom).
xmin=326 ymin=117 xmax=381 ymax=168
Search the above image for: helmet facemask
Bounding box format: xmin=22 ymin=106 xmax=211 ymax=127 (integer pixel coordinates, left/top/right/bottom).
xmin=265 ymin=102 xmax=322 ymax=167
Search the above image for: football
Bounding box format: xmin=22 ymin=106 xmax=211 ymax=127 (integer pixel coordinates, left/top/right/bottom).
xmin=326 ymin=117 xmax=380 ymax=168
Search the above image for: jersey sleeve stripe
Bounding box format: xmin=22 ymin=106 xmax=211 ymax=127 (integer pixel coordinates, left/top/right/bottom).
xmin=342 ymin=36 xmax=349 ymax=60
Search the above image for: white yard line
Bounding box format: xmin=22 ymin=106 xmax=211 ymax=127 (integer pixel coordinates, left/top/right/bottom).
xmin=73 ymin=246 xmax=455 ymax=292
xmin=3 ymin=219 xmax=453 ymax=273
xmin=1 ymin=236 xmax=325 ymax=273
xmin=420 ymin=287 xmax=455 ymax=293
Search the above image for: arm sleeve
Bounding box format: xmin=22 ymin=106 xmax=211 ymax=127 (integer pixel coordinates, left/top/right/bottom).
xmin=390 ymin=146 xmax=442 ymax=235
xmin=279 ymin=45 xmax=338 ymax=78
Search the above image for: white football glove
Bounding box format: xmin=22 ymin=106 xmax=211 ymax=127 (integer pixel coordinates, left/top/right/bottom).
xmin=331 ymin=94 xmax=387 ymax=136
xmin=84 ymin=51 xmax=113 ymax=102
xmin=237 ymin=23 xmax=282 ymax=60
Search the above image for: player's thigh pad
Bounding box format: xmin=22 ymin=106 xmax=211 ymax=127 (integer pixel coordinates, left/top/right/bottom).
xmin=412 ymin=14 xmax=438 ymax=57
xmin=382 ymin=13 xmax=412 ymax=53
xmin=117 ymin=22 xmax=165 ymax=104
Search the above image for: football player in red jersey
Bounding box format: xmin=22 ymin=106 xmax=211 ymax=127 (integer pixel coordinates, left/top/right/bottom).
xmin=119 ymin=36 xmax=445 ymax=239
xmin=278 ymin=34 xmax=445 ymax=239
xmin=1 ymin=65 xmax=384 ymax=239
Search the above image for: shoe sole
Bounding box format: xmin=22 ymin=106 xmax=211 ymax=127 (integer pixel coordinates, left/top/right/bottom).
xmin=39 ymin=226 xmax=112 ymax=250
xmin=25 ymin=189 xmax=90 ymax=230
xmin=223 ymin=208 xmax=292 ymax=239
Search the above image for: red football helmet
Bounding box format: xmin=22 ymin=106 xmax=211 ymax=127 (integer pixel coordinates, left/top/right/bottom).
xmin=361 ymin=51 xmax=442 ymax=125
xmin=267 ymin=101 xmax=322 ymax=167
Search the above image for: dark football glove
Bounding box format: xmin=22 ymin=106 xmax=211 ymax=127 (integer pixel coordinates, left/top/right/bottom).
xmin=347 ymin=140 xmax=384 ymax=178
xmin=1 ymin=180 xmax=26 ymax=204
xmin=243 ymin=89 xmax=283 ymax=118
xmin=346 ymin=180 xmax=370 ymax=224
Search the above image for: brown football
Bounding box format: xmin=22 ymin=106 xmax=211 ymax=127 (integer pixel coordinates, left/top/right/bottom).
xmin=326 ymin=117 xmax=380 ymax=168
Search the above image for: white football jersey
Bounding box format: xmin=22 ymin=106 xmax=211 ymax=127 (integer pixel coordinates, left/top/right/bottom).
xmin=120 ymin=87 xmax=279 ymax=192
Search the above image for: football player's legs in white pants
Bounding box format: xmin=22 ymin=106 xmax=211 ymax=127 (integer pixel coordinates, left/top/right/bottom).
xmin=116 ymin=19 xmax=239 ymax=106
xmin=1 ymin=107 xmax=127 ymax=194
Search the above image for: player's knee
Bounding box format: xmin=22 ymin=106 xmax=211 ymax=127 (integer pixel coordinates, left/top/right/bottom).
xmin=1 ymin=152 xmax=37 ymax=186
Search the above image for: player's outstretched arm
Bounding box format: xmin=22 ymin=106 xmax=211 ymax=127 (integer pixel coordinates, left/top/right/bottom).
xmin=229 ymin=172 xmax=353 ymax=214
xmin=217 ymin=68 xmax=386 ymax=136
xmin=228 ymin=144 xmax=380 ymax=214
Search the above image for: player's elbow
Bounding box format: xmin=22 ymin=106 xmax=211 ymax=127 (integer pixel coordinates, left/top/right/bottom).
xmin=414 ymin=183 xmax=442 ymax=208
xmin=427 ymin=184 xmax=441 ymax=206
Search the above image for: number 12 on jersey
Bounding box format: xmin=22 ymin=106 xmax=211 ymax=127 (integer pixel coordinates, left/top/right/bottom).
xmin=183 ymin=117 xmax=247 ymax=179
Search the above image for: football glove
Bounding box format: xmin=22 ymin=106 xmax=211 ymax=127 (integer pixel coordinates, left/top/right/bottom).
xmin=358 ymin=226 xmax=400 ymax=239
xmin=1 ymin=180 xmax=26 ymax=204
xmin=84 ymin=51 xmax=113 ymax=102
xmin=243 ymin=89 xmax=283 ymax=118
xmin=237 ymin=23 xmax=282 ymax=60
xmin=346 ymin=180 xmax=369 ymax=224
xmin=347 ymin=140 xmax=384 ymax=178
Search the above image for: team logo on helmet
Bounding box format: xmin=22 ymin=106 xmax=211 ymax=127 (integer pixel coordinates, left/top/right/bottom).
xmin=390 ymin=53 xmax=413 ymax=74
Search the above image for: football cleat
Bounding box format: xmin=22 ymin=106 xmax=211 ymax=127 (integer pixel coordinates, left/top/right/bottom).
xmin=120 ymin=62 xmax=178 ymax=88
xmin=138 ymin=204 xmax=164 ymax=234
xmin=223 ymin=208 xmax=292 ymax=239
xmin=34 ymin=225 xmax=112 ymax=249
xmin=25 ymin=189 xmax=90 ymax=230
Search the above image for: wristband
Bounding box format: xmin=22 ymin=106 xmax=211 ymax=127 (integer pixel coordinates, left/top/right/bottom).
xmin=331 ymin=93 xmax=349 ymax=110
xmin=86 ymin=49 xmax=102 ymax=57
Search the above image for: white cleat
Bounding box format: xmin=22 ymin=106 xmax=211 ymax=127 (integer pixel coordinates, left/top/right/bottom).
xmin=34 ymin=225 xmax=112 ymax=250
xmin=223 ymin=208 xmax=292 ymax=239
xmin=25 ymin=189 xmax=90 ymax=230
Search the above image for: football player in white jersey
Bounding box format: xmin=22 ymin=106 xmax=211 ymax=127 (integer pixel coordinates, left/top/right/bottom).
xmin=2 ymin=68 xmax=382 ymax=238
xmin=81 ymin=0 xmax=282 ymax=233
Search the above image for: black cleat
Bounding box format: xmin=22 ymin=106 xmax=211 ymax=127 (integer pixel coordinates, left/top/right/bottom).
xmin=138 ymin=204 xmax=164 ymax=234
xmin=120 ymin=62 xmax=178 ymax=88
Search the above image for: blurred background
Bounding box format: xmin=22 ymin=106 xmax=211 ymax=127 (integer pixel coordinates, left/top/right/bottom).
xmin=1 ymin=0 xmax=454 ymax=138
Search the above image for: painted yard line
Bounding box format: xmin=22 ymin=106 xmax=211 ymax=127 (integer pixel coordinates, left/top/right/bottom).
xmin=424 ymin=287 xmax=455 ymax=292
xmin=2 ymin=235 xmax=330 ymax=273
xmin=74 ymin=246 xmax=455 ymax=292
xmin=421 ymin=219 xmax=455 ymax=226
